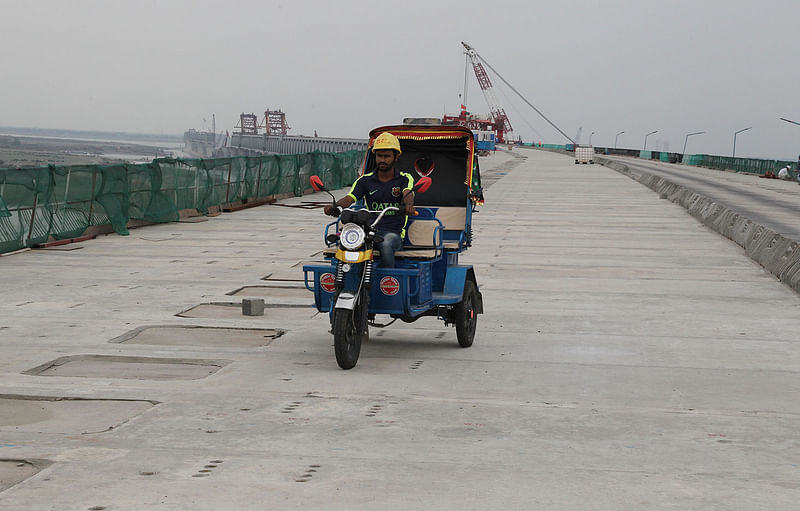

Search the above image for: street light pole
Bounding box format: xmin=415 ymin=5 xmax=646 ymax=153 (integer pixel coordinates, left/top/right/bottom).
xmin=589 ymin=131 xmax=595 ymax=145
xmin=615 ymin=131 xmax=624 ymax=149
xmin=643 ymin=130 xmax=658 ymax=151
xmin=682 ymin=131 xmax=706 ymax=154
xmin=732 ymin=127 xmax=752 ymax=157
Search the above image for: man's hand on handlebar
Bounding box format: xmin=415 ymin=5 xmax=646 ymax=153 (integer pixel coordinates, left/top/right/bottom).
xmin=325 ymin=196 xmax=354 ymax=216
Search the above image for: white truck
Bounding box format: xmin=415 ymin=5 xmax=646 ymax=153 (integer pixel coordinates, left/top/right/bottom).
xmin=574 ymin=145 xmax=594 ymax=164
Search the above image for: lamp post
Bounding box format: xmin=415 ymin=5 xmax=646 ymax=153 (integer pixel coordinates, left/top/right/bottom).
xmin=643 ymin=130 xmax=658 ymax=151
xmin=732 ymin=126 xmax=751 ymax=157
xmin=589 ymin=131 xmax=595 ymax=145
xmin=614 ymin=131 xmax=624 ymax=149
xmin=682 ymin=131 xmax=706 ymax=154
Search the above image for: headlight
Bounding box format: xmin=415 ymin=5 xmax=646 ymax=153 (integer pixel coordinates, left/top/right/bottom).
xmin=340 ymin=223 xmax=365 ymax=250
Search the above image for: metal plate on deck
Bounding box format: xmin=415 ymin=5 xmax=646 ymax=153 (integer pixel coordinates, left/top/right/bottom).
xmin=109 ymin=325 xmax=284 ymax=347
xmin=23 ymin=355 xmax=229 ymax=380
xmin=176 ymin=303 xmax=315 ymax=320
xmin=0 ymin=395 xmax=156 ymax=434
xmin=0 ymin=459 xmax=52 ymax=492
xmin=227 ymin=286 xmax=309 ymax=298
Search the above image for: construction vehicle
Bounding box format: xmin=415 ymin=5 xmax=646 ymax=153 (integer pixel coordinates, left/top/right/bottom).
xmin=474 ymin=130 xmax=496 ymax=155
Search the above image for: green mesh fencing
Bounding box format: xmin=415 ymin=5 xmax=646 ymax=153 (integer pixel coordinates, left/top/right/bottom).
xmin=0 ymin=149 xmax=363 ymax=254
xmin=681 ymin=154 xmax=704 ymax=166
xmin=682 ymin=154 xmax=795 ymax=177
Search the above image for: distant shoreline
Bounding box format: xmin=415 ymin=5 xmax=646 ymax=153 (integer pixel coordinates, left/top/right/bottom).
xmin=0 ymin=126 xmax=183 ymax=147
xmin=0 ymin=131 xmax=180 ymax=168
xmin=0 ymin=132 xmax=183 ymax=149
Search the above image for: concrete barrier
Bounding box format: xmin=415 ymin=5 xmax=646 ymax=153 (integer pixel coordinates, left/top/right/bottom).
xmin=597 ymin=156 xmax=800 ymax=295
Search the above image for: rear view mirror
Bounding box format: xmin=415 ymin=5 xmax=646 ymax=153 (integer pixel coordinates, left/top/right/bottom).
xmin=414 ymin=176 xmax=432 ymax=193
xmin=310 ymin=175 xmax=326 ymax=192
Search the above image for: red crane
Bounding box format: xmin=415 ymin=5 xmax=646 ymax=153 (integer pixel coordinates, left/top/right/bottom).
xmin=263 ymin=109 xmax=290 ymax=136
xmin=233 ymin=110 xmax=291 ymax=136
xmin=449 ymin=42 xmax=575 ymax=146
xmin=461 ymin=41 xmax=513 ymax=143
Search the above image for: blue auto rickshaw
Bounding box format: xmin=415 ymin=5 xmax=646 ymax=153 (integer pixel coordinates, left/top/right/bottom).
xmin=304 ymin=125 xmax=484 ymax=369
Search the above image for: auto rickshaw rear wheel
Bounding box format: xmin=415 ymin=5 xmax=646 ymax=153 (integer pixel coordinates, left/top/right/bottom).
xmin=454 ymin=280 xmax=478 ymax=347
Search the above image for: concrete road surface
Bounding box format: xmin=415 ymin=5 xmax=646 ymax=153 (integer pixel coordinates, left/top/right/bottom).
xmin=1 ymin=149 xmax=799 ymax=510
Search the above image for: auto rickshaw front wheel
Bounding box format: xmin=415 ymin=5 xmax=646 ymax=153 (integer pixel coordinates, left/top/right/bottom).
xmin=454 ymin=280 xmax=478 ymax=347
xmin=333 ymin=308 xmax=362 ymax=369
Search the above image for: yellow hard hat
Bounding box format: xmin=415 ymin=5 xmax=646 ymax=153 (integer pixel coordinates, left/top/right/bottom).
xmin=371 ymin=132 xmax=402 ymax=155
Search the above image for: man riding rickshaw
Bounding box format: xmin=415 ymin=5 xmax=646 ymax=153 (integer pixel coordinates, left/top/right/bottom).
xmin=305 ymin=125 xmax=485 ymax=369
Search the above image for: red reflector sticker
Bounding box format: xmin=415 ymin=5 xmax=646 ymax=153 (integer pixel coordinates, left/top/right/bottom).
xmin=379 ymin=276 xmax=400 ymax=296
xmin=319 ymin=273 xmax=336 ymax=293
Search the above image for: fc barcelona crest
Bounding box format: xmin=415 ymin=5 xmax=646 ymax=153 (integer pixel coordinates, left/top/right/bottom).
xmin=391 ymin=187 xmax=401 ymax=197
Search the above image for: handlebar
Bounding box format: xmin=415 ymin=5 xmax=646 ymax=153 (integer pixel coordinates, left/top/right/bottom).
xmin=328 ymin=205 xmax=413 ymax=229
xmin=368 ymin=207 xmax=399 ymax=228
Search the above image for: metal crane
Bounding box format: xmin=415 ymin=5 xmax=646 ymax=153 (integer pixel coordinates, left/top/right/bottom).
xmin=460 ymin=41 xmax=575 ymax=146
xmin=462 ymin=41 xmax=513 ymax=143
xmin=573 ymin=127 xmax=583 ymax=146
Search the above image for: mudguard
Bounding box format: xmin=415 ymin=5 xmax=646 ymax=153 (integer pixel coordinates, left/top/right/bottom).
xmin=443 ymin=265 xmax=483 ymax=313
xmin=335 ymin=292 xmax=357 ymax=310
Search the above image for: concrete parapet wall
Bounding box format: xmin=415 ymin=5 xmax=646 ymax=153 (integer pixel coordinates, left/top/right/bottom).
xmin=184 ymin=132 xmax=368 ymax=158
xmin=597 ymin=156 xmax=800 ymax=295
xmin=230 ymin=134 xmax=368 ymax=155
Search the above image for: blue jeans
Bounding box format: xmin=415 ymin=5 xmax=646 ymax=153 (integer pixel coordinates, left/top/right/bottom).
xmin=377 ymin=231 xmax=402 ymax=268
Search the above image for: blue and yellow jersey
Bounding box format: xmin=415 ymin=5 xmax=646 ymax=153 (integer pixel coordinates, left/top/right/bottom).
xmin=347 ymin=169 xmax=414 ymax=237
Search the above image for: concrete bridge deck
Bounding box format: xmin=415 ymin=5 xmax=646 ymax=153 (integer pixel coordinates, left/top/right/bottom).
xmin=1 ymin=150 xmax=799 ymax=509
xmin=597 ymin=154 xmax=800 ymax=295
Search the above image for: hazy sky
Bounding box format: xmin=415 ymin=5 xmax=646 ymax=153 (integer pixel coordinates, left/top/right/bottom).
xmin=2 ymin=0 xmax=799 ymax=159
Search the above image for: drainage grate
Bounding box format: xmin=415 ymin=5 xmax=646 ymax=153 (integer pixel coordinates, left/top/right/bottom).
xmin=0 ymin=459 xmax=52 ymax=492
xmin=23 ymin=355 xmax=229 ymax=380
xmin=365 ymin=404 xmax=383 ymax=417
xmin=109 ymin=326 xmax=284 ymax=348
xmin=295 ymin=463 xmax=321 ymax=483
xmin=192 ymin=459 xmax=223 ymax=478
xmin=0 ymin=395 xmax=155 ymax=434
